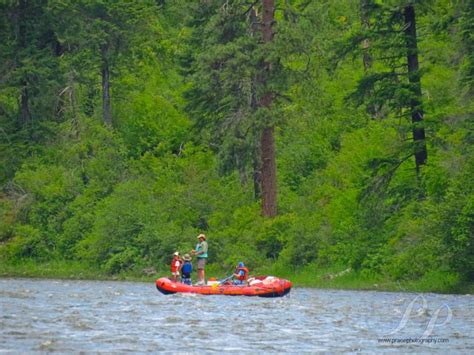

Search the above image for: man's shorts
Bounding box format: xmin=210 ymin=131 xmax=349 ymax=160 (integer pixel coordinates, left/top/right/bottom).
xmin=172 ymin=271 xmax=180 ymax=276
xmin=197 ymin=258 xmax=206 ymax=270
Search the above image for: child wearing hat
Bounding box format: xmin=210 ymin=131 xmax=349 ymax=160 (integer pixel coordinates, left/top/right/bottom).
xmin=181 ymin=254 xmax=193 ymax=285
xmin=170 ymin=251 xmax=183 ymax=282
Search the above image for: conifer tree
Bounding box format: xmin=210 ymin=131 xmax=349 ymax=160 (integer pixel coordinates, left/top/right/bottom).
xmin=49 ymin=0 xmax=158 ymax=126
xmin=259 ymin=0 xmax=277 ymax=217
xmin=344 ymin=1 xmax=429 ymax=173
xmin=0 ymin=0 xmax=62 ymax=129
xmin=184 ymin=0 xmax=282 ymax=216
xmin=403 ymin=3 xmax=427 ymax=170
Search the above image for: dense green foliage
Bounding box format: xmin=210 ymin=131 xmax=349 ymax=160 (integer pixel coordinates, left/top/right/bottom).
xmin=0 ymin=0 xmax=472 ymax=292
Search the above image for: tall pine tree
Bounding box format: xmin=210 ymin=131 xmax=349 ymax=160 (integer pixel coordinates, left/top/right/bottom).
xmin=184 ymin=0 xmax=283 ymax=216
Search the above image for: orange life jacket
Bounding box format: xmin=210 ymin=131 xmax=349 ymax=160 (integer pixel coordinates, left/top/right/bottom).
xmin=171 ymin=257 xmax=182 ymax=273
xmin=236 ymin=266 xmax=249 ymax=281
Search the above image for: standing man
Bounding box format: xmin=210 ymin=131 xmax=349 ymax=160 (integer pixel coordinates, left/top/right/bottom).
xmin=192 ymin=234 xmax=208 ymax=285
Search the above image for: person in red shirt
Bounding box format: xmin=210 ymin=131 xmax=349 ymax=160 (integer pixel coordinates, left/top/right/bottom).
xmin=170 ymin=252 xmax=183 ymax=282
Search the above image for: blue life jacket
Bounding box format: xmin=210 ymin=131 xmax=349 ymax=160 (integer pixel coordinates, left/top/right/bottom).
xmin=182 ymin=261 xmax=192 ymax=276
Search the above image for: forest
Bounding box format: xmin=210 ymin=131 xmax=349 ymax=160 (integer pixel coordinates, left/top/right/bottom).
xmin=0 ymin=0 xmax=472 ymax=293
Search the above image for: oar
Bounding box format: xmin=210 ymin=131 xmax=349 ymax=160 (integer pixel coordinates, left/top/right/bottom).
xmin=218 ymin=275 xmax=234 ymax=285
xmin=217 ymin=264 xmax=236 ymax=285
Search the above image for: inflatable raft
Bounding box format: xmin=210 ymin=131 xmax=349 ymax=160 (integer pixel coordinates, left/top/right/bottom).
xmin=155 ymin=276 xmax=291 ymax=298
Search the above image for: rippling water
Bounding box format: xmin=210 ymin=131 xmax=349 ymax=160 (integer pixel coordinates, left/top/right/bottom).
xmin=0 ymin=278 xmax=472 ymax=352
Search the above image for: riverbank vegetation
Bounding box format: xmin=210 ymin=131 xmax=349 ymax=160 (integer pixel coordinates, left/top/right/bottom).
xmin=0 ymin=1 xmax=472 ymax=294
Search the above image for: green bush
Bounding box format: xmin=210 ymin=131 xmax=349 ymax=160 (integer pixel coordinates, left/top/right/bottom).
xmin=4 ymin=225 xmax=52 ymax=260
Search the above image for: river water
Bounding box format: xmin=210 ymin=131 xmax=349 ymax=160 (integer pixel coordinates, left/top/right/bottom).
xmin=0 ymin=278 xmax=472 ymax=353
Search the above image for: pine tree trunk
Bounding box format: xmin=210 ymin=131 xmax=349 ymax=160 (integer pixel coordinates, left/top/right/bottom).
xmin=236 ymin=151 xmax=248 ymax=186
xmin=17 ymin=0 xmax=31 ymax=126
xmin=404 ymin=4 xmax=427 ymax=172
xmin=260 ymin=124 xmax=277 ymax=216
xmin=101 ymin=46 xmax=112 ymax=126
xmin=54 ymin=39 xmax=65 ymax=122
xmin=360 ymin=0 xmax=379 ymax=119
xmin=360 ymin=0 xmax=372 ymax=71
xmin=260 ymin=0 xmax=277 ymax=217
xmin=68 ymin=72 xmax=79 ymax=137
xmin=19 ymin=84 xmax=31 ymax=126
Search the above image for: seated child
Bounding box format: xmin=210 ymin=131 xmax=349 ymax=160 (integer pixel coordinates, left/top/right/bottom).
xmin=233 ymin=262 xmax=249 ymax=285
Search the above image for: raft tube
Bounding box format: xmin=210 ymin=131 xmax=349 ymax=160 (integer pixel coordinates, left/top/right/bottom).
xmin=155 ymin=276 xmax=291 ymax=298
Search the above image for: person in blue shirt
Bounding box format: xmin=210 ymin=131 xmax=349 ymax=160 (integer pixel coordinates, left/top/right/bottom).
xmin=181 ymin=254 xmax=193 ymax=285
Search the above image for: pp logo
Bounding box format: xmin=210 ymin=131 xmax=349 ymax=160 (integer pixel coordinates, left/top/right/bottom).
xmin=385 ymin=295 xmax=452 ymax=338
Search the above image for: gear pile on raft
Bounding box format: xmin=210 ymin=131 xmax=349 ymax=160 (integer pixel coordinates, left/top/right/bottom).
xmin=156 ymin=234 xmax=292 ymax=298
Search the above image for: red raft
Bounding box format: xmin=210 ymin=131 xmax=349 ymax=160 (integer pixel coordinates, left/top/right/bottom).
xmin=155 ymin=276 xmax=292 ymax=298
